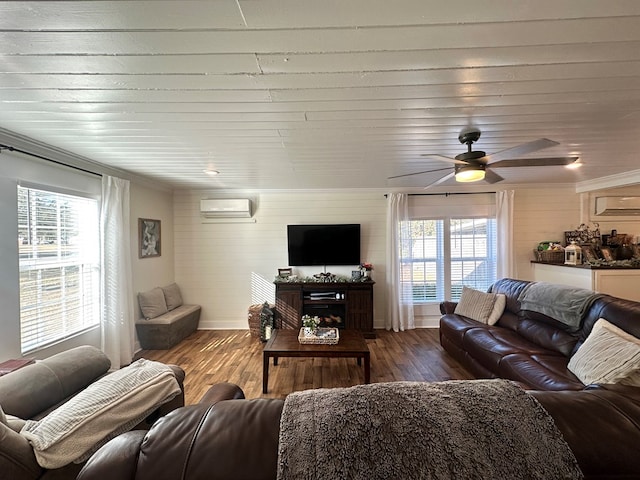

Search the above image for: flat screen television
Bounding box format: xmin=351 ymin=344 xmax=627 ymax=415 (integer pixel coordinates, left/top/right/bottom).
xmin=287 ymin=224 xmax=361 ymax=266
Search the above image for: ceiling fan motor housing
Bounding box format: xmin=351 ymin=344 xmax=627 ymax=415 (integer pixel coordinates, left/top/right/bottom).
xmin=458 ymin=129 xmax=481 ymax=145
xmin=455 ymin=150 xmax=486 ymax=163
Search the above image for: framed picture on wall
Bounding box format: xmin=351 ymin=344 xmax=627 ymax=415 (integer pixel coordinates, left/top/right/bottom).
xmin=139 ymin=218 xmax=161 ymax=258
xmin=278 ymin=268 xmax=292 ymax=279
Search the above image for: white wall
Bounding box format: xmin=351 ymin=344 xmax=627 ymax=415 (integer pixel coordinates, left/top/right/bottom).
xmin=173 ymin=190 xmax=388 ymax=329
xmin=174 ymin=186 xmax=640 ymax=331
xmin=513 ymin=188 xmax=582 ymax=280
xmin=130 ymin=182 xmax=175 ymax=319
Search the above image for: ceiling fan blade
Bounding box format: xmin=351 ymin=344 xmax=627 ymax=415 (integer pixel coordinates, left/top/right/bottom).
xmin=420 ymin=154 xmax=468 ymax=165
xmin=424 ymin=171 xmax=455 ymax=189
xmin=489 ymin=156 xmax=579 ymax=168
xmin=387 ymin=167 xmax=451 ymax=180
xmin=484 ymin=169 xmax=504 ymax=184
xmin=484 ymin=138 xmax=559 ymax=164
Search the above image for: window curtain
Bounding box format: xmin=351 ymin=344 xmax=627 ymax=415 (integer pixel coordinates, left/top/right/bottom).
xmin=386 ymin=193 xmax=415 ymax=331
xmin=100 ymin=175 xmax=135 ymax=368
xmin=496 ymin=190 xmax=515 ymax=279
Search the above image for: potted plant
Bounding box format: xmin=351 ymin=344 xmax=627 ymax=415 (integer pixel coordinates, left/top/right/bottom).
xmin=359 ymin=262 xmax=373 ymax=279
xmin=301 ymin=315 xmax=321 ymax=335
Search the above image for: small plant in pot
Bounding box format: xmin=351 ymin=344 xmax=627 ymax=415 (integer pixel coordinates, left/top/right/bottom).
xmin=302 ymin=315 xmax=321 ymax=335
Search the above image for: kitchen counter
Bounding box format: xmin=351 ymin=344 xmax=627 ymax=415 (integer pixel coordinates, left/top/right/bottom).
xmin=531 ymin=262 xmax=640 ymax=302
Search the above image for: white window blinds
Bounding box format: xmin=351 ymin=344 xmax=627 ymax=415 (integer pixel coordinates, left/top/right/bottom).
xmin=400 ymin=193 xmax=498 ymax=303
xmin=18 ymin=186 xmax=100 ymax=353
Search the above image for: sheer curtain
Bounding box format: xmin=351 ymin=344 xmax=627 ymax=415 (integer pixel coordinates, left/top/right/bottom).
xmin=496 ymin=190 xmax=515 ymax=280
xmin=386 ymin=193 xmax=415 ymax=331
xmin=100 ymin=175 xmax=135 ymax=368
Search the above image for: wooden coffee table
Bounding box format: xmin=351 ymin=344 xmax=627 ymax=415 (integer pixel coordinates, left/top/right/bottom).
xmin=262 ymin=329 xmax=370 ymax=393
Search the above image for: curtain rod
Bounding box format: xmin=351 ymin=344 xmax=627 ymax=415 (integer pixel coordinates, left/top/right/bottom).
xmin=384 ymin=191 xmax=495 ymax=197
xmin=0 ymin=144 xmax=102 ymax=178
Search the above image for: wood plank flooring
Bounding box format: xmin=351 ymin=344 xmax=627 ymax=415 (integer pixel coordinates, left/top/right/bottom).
xmin=137 ymin=328 xmax=473 ymax=404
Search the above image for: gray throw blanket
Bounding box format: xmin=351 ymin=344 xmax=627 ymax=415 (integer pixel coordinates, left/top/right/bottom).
xmin=518 ymin=282 xmax=602 ymax=331
xmin=277 ymin=380 xmax=583 ymax=480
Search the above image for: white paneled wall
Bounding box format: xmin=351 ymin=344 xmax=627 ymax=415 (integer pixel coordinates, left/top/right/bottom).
xmin=513 ymin=188 xmax=581 ymax=280
xmin=173 ymin=190 xmax=388 ymax=329
xmin=172 ymin=186 xmax=640 ymax=331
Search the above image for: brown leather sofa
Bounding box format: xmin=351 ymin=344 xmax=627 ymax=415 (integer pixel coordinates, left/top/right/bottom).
xmin=76 ymin=278 xmax=640 ymax=479
xmin=76 ymin=382 xmax=640 ymax=480
xmin=439 ymin=277 xmax=640 ymax=391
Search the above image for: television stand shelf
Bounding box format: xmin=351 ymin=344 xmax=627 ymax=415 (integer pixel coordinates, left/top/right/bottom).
xmin=274 ymin=281 xmax=375 ymax=338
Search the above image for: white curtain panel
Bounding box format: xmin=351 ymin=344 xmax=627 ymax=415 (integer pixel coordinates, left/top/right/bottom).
xmin=496 ymin=190 xmax=515 ymax=280
xmin=100 ymin=176 xmax=135 ymax=368
xmin=386 ymin=193 xmax=415 ymax=332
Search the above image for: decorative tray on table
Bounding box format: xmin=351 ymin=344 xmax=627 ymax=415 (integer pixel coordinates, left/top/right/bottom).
xmin=298 ymin=327 xmax=340 ymax=345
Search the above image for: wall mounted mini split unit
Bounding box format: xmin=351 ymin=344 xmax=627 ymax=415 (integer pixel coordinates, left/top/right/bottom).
xmin=594 ymin=196 xmax=640 ymax=216
xmin=200 ymin=198 xmax=252 ymax=218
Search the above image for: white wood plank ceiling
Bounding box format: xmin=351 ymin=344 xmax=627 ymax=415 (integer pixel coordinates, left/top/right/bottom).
xmin=1 ymin=0 xmax=640 ymax=191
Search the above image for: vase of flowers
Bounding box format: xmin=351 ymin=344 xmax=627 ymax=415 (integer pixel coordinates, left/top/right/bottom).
xmin=301 ymin=315 xmax=321 ymax=335
xmin=360 ymin=262 xmax=373 ymax=279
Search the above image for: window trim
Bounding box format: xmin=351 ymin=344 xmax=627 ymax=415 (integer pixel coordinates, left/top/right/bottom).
xmin=403 ymin=215 xmax=497 ymax=305
xmin=18 ymin=184 xmax=101 ymax=354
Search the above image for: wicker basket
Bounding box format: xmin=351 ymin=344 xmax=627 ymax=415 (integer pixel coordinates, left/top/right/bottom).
xmin=298 ymin=327 xmax=340 ymax=345
xmin=248 ymin=303 xmax=274 ymax=337
xmin=533 ymin=249 xmax=565 ymax=264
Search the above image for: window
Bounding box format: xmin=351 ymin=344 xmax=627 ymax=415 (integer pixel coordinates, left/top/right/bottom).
xmin=18 ymin=185 xmax=100 ymax=353
xmin=400 ymin=217 xmax=497 ymax=303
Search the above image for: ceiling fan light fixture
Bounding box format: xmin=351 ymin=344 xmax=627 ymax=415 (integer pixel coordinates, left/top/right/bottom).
xmin=455 ymin=165 xmax=486 ymax=182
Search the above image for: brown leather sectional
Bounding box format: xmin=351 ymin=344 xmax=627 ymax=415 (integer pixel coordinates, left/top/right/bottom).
xmin=77 ymin=383 xmax=640 ymax=480
xmin=76 ymin=278 xmax=640 ymax=479
xmin=439 ymin=277 xmax=640 ymax=390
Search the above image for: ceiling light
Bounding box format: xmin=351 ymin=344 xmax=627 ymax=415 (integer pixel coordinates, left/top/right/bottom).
xmin=203 ymin=169 xmax=219 ymax=176
xmin=455 ymin=165 xmax=485 ymax=182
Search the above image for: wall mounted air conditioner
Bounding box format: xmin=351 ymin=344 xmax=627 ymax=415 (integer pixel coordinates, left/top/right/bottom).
xmin=200 ymin=198 xmax=252 ymax=218
xmin=594 ymin=196 xmax=640 ymax=216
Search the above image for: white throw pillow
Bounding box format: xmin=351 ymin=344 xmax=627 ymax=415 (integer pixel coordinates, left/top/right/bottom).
xmin=138 ymin=287 xmax=168 ymax=319
xmin=454 ymin=287 xmax=500 ymax=324
xmin=568 ymin=318 xmax=640 ymax=386
xmin=486 ymin=294 xmax=507 ymax=326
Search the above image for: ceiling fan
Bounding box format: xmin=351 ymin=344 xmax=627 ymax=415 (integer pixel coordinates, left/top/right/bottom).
xmin=389 ymin=129 xmax=579 ymax=188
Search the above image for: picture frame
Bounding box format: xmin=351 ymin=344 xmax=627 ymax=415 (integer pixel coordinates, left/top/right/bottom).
xmin=600 ymin=246 xmax=614 ymax=262
xmin=351 ymin=270 xmax=363 ymax=281
xmin=581 ymin=245 xmax=598 ymax=263
xmin=278 ymin=268 xmax=292 ymax=278
xmin=139 ymin=218 xmax=161 ymax=258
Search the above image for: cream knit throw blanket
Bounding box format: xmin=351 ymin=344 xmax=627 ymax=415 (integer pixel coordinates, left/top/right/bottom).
xmin=21 ymin=359 xmax=181 ymax=468
xmin=277 ymin=379 xmax=583 ymax=480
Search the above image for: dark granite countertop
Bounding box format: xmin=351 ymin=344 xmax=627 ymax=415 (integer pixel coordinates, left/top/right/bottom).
xmin=531 ymin=261 xmax=640 ymax=270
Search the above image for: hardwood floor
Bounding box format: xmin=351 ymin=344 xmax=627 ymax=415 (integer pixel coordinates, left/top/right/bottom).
xmin=137 ymin=328 xmax=474 ymax=404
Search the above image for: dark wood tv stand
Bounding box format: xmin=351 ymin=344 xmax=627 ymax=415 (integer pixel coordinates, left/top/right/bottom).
xmin=274 ymin=281 xmax=375 ymax=338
